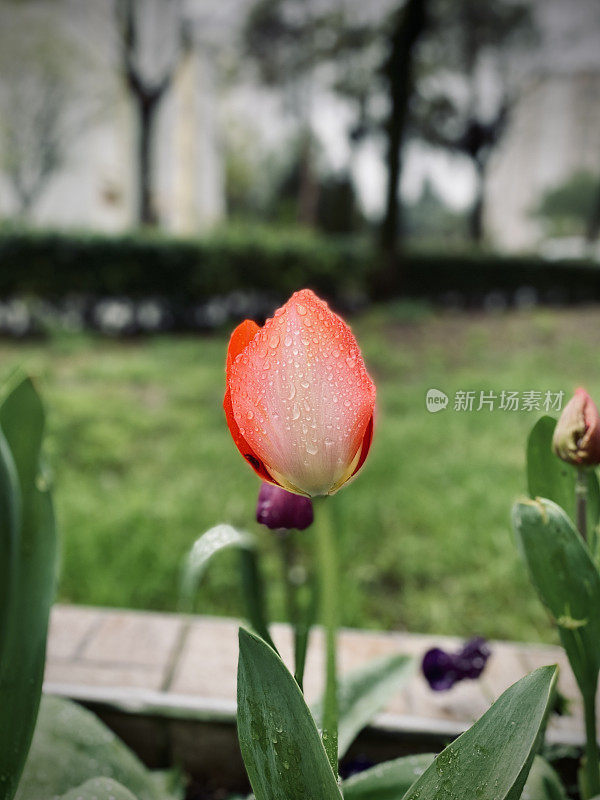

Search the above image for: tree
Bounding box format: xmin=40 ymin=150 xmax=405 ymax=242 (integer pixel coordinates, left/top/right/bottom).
xmin=534 ymin=170 xmax=599 ymax=238
xmin=380 ymin=0 xmax=430 ymax=263
xmin=414 ymin=0 xmax=535 ymax=243
xmin=0 ymin=7 xmax=93 ymax=218
xmin=243 ymin=0 xmax=351 ymax=227
xmin=115 ymin=0 xmax=185 ymax=226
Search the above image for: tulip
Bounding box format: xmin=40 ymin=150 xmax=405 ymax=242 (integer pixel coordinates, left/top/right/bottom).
xmin=552 ymin=387 xmax=600 ymax=466
xmin=256 ymin=482 xmax=314 ymax=531
xmin=422 ymin=637 xmax=491 ymax=691
xmin=224 ymin=289 xmax=376 ymax=496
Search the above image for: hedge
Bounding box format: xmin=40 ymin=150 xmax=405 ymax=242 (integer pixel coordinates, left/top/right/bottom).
xmin=1 ymin=226 xmax=600 ymax=306
xmin=0 ymin=227 xmax=368 ymax=302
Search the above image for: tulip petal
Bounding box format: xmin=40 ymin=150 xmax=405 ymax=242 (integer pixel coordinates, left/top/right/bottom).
xmin=226 ymin=319 xmax=261 ymax=375
xmin=228 ymin=290 xmax=376 ymax=496
xmin=224 ymin=319 xmax=279 ymax=485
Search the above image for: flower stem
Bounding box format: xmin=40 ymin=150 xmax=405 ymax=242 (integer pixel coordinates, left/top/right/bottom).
xmin=583 ymin=688 xmax=600 ymax=798
xmin=314 ymin=498 xmax=339 ymax=779
xmin=576 ymin=467 xmax=588 ymax=542
xmin=277 ymin=532 xmax=307 ymax=692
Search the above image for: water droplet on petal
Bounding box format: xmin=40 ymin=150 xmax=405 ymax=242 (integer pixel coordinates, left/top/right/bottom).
xmin=269 ymin=333 xmax=280 ymax=348
xmin=291 ymin=403 xmax=300 ymax=421
xmin=297 ymin=303 xmax=307 ymax=315
xmin=284 ymin=334 xmax=292 ymax=346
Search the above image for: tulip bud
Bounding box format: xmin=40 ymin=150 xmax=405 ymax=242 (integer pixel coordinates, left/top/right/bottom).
xmin=224 ymin=289 xmax=375 ymax=497
xmin=256 ymin=482 xmax=314 ymax=531
xmin=422 ymin=637 xmax=491 ymax=691
xmin=552 ymin=388 xmax=600 ymax=466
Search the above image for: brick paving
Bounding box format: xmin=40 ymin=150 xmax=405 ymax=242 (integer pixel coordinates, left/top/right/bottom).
xmin=43 ymin=604 xmax=584 ymax=745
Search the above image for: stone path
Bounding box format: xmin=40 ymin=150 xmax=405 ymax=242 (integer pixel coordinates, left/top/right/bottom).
xmin=44 ymin=604 xmax=584 ymax=747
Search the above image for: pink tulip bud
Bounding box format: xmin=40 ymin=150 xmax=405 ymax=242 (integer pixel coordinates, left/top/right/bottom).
xmin=552 ymin=388 xmax=600 ymax=466
xmin=224 ymin=289 xmax=375 ymax=497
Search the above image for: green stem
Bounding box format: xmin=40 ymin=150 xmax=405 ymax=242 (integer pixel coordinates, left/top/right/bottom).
xmin=314 ymin=498 xmax=339 ymax=779
xmin=576 ymin=467 xmax=588 ymax=542
xmin=583 ymin=688 xmax=600 ymax=798
xmin=239 ymin=549 xmax=278 ymax=655
xmin=277 ymin=532 xmax=306 ymax=692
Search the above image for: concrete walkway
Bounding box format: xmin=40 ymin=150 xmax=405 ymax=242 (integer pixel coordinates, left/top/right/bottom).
xmin=44 ymin=604 xmax=583 ymax=747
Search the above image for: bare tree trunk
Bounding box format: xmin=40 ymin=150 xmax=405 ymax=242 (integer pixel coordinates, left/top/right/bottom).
xmin=118 ymin=0 xmax=181 ymax=228
xmin=469 ymin=161 xmax=486 ymax=244
xmin=137 ymin=97 xmax=160 ymax=226
xmin=379 ymin=0 xmax=429 ymax=291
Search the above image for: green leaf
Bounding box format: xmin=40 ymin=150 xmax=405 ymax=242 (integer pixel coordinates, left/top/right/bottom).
xmin=181 ymin=524 xmax=255 ymax=602
xmin=312 ymin=653 xmax=415 ymax=759
xmin=0 ymin=375 xmax=58 ymax=800
xmin=58 ymin=778 xmax=139 ymax=800
xmin=343 ymin=754 xmax=435 ymax=800
xmin=402 ymin=665 xmax=558 ymax=800
xmin=526 ymin=416 xmax=600 ymax=531
xmin=17 ymin=695 xmax=181 ymax=800
xmin=513 ymin=498 xmax=600 ymax=695
xmin=237 ymin=627 xmax=342 ymax=800
xmin=182 ymin=524 xmax=275 ymax=651
xmin=0 ymin=427 xmax=19 ymax=662
xmin=521 ymin=756 xmax=568 ymax=800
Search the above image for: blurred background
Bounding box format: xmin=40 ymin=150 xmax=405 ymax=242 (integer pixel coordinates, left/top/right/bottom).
xmin=0 ymin=0 xmax=599 ymax=643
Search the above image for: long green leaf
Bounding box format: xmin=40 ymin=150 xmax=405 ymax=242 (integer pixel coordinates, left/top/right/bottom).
xmin=521 ymin=756 xmax=568 ymax=800
xmin=401 ymin=665 xmax=558 ymax=800
xmin=181 ymin=524 xmax=255 ymax=602
xmin=527 ymin=416 xmax=600 ymax=531
xmin=237 ymin=627 xmax=342 ymax=800
xmin=0 ymin=427 xmax=19 ymax=662
xmin=17 ymin=696 xmax=180 ymax=800
xmin=182 ymin=524 xmax=275 ymax=650
xmin=58 ymin=778 xmax=139 ymax=800
xmin=0 ymin=375 xmax=58 ymax=800
xmin=312 ymin=653 xmax=415 ymax=759
xmin=513 ymin=498 xmax=600 ymax=695
xmin=343 ymin=754 xmax=435 ymax=800
xmin=342 ymin=751 xmax=566 ymax=800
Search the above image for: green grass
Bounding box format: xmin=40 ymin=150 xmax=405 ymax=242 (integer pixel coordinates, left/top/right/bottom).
xmin=1 ymin=304 xmax=597 ymax=644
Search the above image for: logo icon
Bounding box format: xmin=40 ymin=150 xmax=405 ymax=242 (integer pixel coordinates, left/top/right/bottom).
xmin=426 ymin=389 xmax=449 ymax=413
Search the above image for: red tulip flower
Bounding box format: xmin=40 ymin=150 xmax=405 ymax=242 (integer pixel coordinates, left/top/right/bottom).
xmin=224 ymin=289 xmax=376 ymax=496
xmin=552 ymin=387 xmax=600 ymax=466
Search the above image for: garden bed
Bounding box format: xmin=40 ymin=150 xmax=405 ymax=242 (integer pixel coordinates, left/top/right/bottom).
xmin=44 ymin=604 xmax=584 ymax=794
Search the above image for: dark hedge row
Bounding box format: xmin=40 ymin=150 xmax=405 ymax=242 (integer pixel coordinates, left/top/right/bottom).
xmin=0 ymin=228 xmax=368 ymax=302
xmin=1 ymin=228 xmax=599 ymax=306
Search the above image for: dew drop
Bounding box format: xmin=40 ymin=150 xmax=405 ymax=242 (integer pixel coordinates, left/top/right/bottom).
xmin=284 ymin=334 xmax=292 ymax=347
xmin=291 ymin=403 xmax=301 ymax=421
xmin=269 ymin=333 xmax=280 ymax=348
xmin=296 ymin=304 xmax=307 ymax=315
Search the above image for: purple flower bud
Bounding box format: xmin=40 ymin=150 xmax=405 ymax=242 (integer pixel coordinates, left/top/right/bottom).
xmin=422 ymin=648 xmax=461 ymax=691
xmin=422 ymin=637 xmax=491 ymax=692
xmin=256 ymin=482 xmax=314 ymax=531
xmin=456 ymin=637 xmax=491 ymax=680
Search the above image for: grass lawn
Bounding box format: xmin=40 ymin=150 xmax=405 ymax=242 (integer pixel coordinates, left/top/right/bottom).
xmin=1 ymin=303 xmax=597 ymax=644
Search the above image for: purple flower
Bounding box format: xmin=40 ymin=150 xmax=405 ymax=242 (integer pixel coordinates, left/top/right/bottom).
xmin=256 ymin=482 xmax=314 ymax=531
xmin=422 ymin=637 xmax=491 ymax=691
